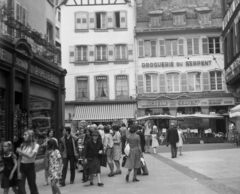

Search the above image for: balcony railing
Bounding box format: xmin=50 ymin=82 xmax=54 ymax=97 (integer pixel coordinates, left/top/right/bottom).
xmin=0 ymin=4 xmax=61 ymax=66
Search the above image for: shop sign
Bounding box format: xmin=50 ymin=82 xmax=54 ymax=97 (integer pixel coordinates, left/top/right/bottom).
xmin=141 ymin=60 xmax=211 ymax=68
xmin=96 ymin=76 xmax=107 ymax=80
xmin=31 ymin=65 xmax=59 ymax=84
xmin=15 ymin=57 xmax=28 ymax=70
xmin=30 ymin=101 xmax=52 ymax=110
xmin=0 ymin=48 xmax=13 ymax=64
xmin=138 ymin=98 xmax=235 ymax=108
xmin=225 ymin=56 xmax=240 ymax=82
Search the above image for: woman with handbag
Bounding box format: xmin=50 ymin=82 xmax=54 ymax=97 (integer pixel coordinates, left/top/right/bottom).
xmin=124 ymin=124 xmax=142 ymax=182
xmin=84 ymin=130 xmax=104 ymax=187
xmin=112 ymin=125 xmax=122 ymax=175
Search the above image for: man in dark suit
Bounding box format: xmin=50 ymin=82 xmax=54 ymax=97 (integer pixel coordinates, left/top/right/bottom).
xmin=166 ymin=123 xmax=179 ymax=158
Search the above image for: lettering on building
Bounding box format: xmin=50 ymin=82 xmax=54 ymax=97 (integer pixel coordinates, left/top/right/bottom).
xmin=15 ymin=58 xmax=28 ymax=70
xmin=33 ymin=66 xmax=58 ymax=84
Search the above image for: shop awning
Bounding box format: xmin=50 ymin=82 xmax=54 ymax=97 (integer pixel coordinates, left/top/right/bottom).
xmin=136 ymin=115 xmax=152 ymax=121
xmin=73 ymin=104 xmax=137 ymax=121
xmin=137 ymin=114 xmax=175 ymax=121
xmin=230 ymin=105 xmax=240 ymax=118
xmin=176 ymin=114 xmax=224 ymax=119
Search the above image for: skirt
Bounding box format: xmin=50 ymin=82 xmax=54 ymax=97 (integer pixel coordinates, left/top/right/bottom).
xmin=86 ymin=157 xmax=101 ymax=175
xmin=124 ymin=147 xmax=141 ymax=169
xmin=113 ymin=144 xmax=121 ymax=161
xmin=1 ymin=171 xmax=17 ymax=189
xmin=151 ymin=136 xmax=159 ymax=148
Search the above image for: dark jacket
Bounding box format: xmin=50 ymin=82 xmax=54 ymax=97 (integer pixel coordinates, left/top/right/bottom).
xmin=84 ymin=139 xmax=103 ymax=160
xmin=167 ymin=127 xmax=179 ymax=144
xmin=60 ymin=134 xmax=78 ymax=158
xmin=136 ymin=130 xmax=145 ymax=152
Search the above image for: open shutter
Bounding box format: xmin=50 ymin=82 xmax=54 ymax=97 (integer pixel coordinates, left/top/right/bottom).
xmin=107 ymin=12 xmax=114 ymax=28
xmin=159 ymin=74 xmax=166 ymax=93
xmin=88 ymin=45 xmax=95 ymax=62
xmin=137 ymin=74 xmax=144 ymax=94
xmin=181 ymin=73 xmax=188 ymax=92
xmin=227 ymin=33 xmax=231 ymax=63
xmin=89 ymin=12 xmax=95 ymax=29
xmin=75 ymin=12 xmax=81 ymax=29
xmin=202 ymin=38 xmax=209 ymax=55
xmin=120 ymin=11 xmax=127 ymax=28
xmin=128 ymin=44 xmax=133 ymax=61
xmin=183 ymin=14 xmax=186 ymax=25
xmin=233 ymin=25 xmax=236 ymax=55
xmin=82 ymin=12 xmax=88 ymax=29
xmin=173 ymin=15 xmax=176 ymax=25
xmin=138 ymin=40 xmax=144 ymax=57
xmin=178 ymin=39 xmax=184 ymax=55
xmin=237 ymin=22 xmax=240 ymax=53
xmin=187 ymin=38 xmax=193 ymax=55
xmin=108 ymin=45 xmax=114 ymax=61
xmin=220 ymin=37 xmax=223 ymax=53
xmin=203 ymin=72 xmax=210 ymax=91
xmin=69 ymin=46 xmax=75 ymax=63
xmin=159 ymin=39 xmax=165 ymax=56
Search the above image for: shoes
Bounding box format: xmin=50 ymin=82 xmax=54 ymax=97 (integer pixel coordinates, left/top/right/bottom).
xmin=59 ymin=182 xmax=65 ymax=187
xmin=125 ymin=174 xmax=129 ymax=182
xmin=142 ymin=173 xmax=148 ymax=176
xmin=108 ymin=173 xmax=115 ymax=177
xmin=98 ymin=183 xmax=104 ymax=187
xmin=90 ymin=182 xmax=94 ymax=186
xmin=70 ymin=181 xmax=74 ymax=184
xmin=171 ymin=156 xmax=174 ymax=158
xmin=44 ymin=182 xmax=48 ymax=186
xmin=133 ymin=178 xmax=140 ymax=182
xmin=114 ymin=170 xmax=122 ymax=175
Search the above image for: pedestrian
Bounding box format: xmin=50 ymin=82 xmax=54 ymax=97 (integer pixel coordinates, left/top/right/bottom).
xmin=144 ymin=120 xmax=152 ymax=153
xmin=1 ymin=141 xmax=18 ymax=194
xmin=43 ymin=130 xmax=58 ymax=186
xmin=228 ymin=121 xmax=235 ymax=142
xmin=120 ymin=123 xmax=127 ymax=154
xmin=176 ymin=125 xmax=185 ymax=156
xmin=151 ymin=125 xmax=159 ymax=154
xmin=136 ymin=125 xmax=145 ymax=153
xmin=112 ymin=125 xmax=122 ymax=175
xmin=16 ymin=130 xmax=39 ymax=194
xmin=124 ymin=124 xmax=142 ymax=182
xmin=84 ymin=130 xmax=104 ymax=186
xmin=103 ymin=126 xmax=114 ymax=177
xmin=47 ymin=139 xmax=62 ymax=194
xmin=166 ymin=123 xmax=179 ymax=158
xmin=98 ymin=124 xmax=105 ymax=143
xmin=59 ymin=127 xmax=78 ymax=186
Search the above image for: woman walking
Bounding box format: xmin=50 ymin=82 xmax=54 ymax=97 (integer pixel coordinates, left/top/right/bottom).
xmin=84 ymin=130 xmax=104 ymax=186
xmin=124 ymin=124 xmax=142 ymax=182
xmin=112 ymin=125 xmax=122 ymax=175
xmin=151 ymin=125 xmax=159 ymax=154
xmin=176 ymin=125 xmax=185 ymax=156
xmin=16 ymin=130 xmax=39 ymax=194
xmin=47 ymin=139 xmax=62 ymax=194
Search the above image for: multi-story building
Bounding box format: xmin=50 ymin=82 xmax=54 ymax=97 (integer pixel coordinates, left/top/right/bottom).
xmin=0 ymin=0 xmax=66 ymax=149
xmin=61 ymin=0 xmax=137 ymax=126
xmin=135 ymin=0 xmax=235 ymax=134
xmin=222 ymin=0 xmax=240 ymax=129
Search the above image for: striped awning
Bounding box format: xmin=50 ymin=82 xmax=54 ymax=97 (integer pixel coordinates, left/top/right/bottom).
xmin=73 ymin=103 xmax=137 ymax=121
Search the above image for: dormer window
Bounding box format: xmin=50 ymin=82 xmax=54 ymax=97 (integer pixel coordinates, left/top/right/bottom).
xmin=195 ymin=7 xmax=211 ymax=25
xmin=172 ymin=10 xmax=186 ymax=26
xmin=148 ymin=10 xmax=162 ymax=28
xmin=200 ymin=13 xmax=210 ymax=24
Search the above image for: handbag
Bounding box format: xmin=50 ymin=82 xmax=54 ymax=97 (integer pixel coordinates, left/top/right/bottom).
xmin=121 ymin=155 xmax=127 ymax=167
xmin=99 ymin=154 xmax=107 ymax=167
xmin=124 ymin=143 xmax=130 ymax=156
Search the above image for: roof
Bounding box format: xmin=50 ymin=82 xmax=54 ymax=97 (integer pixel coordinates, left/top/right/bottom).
xmin=148 ymin=10 xmax=163 ymax=15
xmin=195 ymin=7 xmax=212 ymax=12
xmin=172 ymin=9 xmax=187 ymax=14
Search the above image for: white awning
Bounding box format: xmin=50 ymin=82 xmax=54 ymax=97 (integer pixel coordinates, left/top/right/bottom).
xmin=230 ymin=105 xmax=240 ymax=118
xmin=73 ymin=103 xmax=137 ymax=121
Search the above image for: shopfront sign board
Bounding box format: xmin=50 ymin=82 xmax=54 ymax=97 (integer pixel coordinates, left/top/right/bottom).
xmin=30 ymin=101 xmax=52 ymax=110
xmin=15 ymin=57 xmax=28 ymax=70
xmin=138 ymin=97 xmax=235 ymax=108
xmin=0 ymin=48 xmax=13 ymax=64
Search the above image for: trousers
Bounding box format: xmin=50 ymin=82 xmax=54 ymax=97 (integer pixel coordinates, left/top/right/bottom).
xmin=170 ymin=143 xmax=177 ymax=157
xmin=61 ymin=156 xmax=76 ymax=183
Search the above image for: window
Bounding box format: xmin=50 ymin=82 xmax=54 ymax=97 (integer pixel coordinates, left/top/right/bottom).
xmin=174 ymin=15 xmax=184 ymax=25
xmin=166 ymin=40 xmax=177 ymax=56
xmin=144 ymin=40 xmax=157 ymax=57
xmin=58 ymin=11 xmax=61 ymax=22
xmin=188 ymin=72 xmax=201 ymax=92
xmin=116 ymin=75 xmax=128 ymax=98
xmin=113 ymin=11 xmax=127 ymax=28
xmin=167 ymin=73 xmax=180 ymax=92
xmin=115 ymin=45 xmax=127 ymax=61
xmin=210 ymin=71 xmax=223 ymax=90
xmin=75 ymin=12 xmax=88 ymax=30
xmin=145 ymin=74 xmax=158 ymax=92
xmin=187 ymin=38 xmax=199 ymax=55
xmin=55 ymin=27 xmax=60 ymax=39
xmin=16 ymin=2 xmax=27 ymax=37
xmin=76 ymin=46 xmax=87 ymax=62
xmin=47 ymin=21 xmax=53 ymax=42
xmin=96 ymin=76 xmax=108 ymax=98
xmin=96 ymin=45 xmax=107 ymax=61
xmin=150 ymin=16 xmax=161 ymax=27
xmin=96 ymin=12 xmax=107 ymax=29
xmin=200 ymin=13 xmax=210 ymax=24
xmin=76 ymin=77 xmax=89 ymax=99
xmin=178 ymin=39 xmax=184 ymax=55
xmin=209 ymin=38 xmax=220 ymax=54
xmin=115 ymin=12 xmax=120 ymax=28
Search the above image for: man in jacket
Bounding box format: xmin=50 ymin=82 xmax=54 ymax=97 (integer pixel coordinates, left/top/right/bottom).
xmin=59 ymin=127 xmax=78 ymax=186
xmin=166 ymin=123 xmax=179 ymax=158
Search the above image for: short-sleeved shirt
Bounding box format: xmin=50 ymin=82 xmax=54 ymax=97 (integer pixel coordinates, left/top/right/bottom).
xmin=21 ymin=143 xmax=39 ymax=163
xmin=49 ymin=150 xmax=61 ymax=173
xmin=104 ymin=133 xmax=114 ymax=148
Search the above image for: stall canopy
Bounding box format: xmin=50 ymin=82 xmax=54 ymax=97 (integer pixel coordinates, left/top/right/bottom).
xmin=230 ymin=104 xmax=240 ymax=118
xmin=137 ymin=114 xmax=175 ymax=121
xmin=73 ymin=104 xmax=136 ymax=121
xmin=176 ymin=114 xmax=224 ymax=119
xmin=136 ymin=115 xmax=152 ymax=121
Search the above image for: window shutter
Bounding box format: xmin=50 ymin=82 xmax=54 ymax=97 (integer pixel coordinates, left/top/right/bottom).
xmin=107 ymin=12 xmax=114 ymax=28
xmin=202 ymin=38 xmax=209 ymax=55
xmin=159 ymin=39 xmax=165 ymax=56
xmin=75 ymin=12 xmax=81 ymax=29
xmin=120 ymin=11 xmax=127 ymax=28
xmin=137 ymin=74 xmax=144 ymax=94
xmin=128 ymin=44 xmax=133 ymax=61
xmin=181 ymin=73 xmax=188 ymax=92
xmin=187 ymin=38 xmax=193 ymax=55
xmin=183 ymin=14 xmax=186 ymax=25
xmin=88 ymin=45 xmax=95 ymax=62
xmin=173 ymin=15 xmax=176 ymax=25
xmin=150 ymin=40 xmax=156 ymax=57
xmin=233 ymin=25 xmax=236 ymax=55
xmin=69 ymin=46 xmax=75 ymax=63
xmin=178 ymin=39 xmax=184 ymax=55
xmin=237 ymin=22 xmax=240 ymax=53
xmin=89 ymin=13 xmax=95 ymax=29
xmin=220 ymin=37 xmax=223 ymax=53
xmin=138 ymin=40 xmax=144 ymax=57
xmin=202 ymin=72 xmax=210 ymax=91
xmin=159 ymin=74 xmax=166 ymax=93
xmin=82 ymin=12 xmax=88 ymax=29
xmin=108 ymin=45 xmax=114 ymax=61
xmin=227 ymin=33 xmax=231 ymax=63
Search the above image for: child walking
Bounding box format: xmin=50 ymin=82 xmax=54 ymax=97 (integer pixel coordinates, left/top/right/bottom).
xmin=47 ymin=139 xmax=62 ymax=194
xmin=151 ymin=125 xmax=159 ymax=154
xmin=1 ymin=141 xmax=18 ymax=194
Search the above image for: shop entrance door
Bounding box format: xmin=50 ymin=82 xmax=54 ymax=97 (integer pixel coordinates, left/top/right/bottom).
xmin=216 ymin=119 xmax=225 ymax=133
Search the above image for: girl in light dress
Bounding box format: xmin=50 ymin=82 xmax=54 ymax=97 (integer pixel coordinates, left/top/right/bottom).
xmin=151 ymin=125 xmax=159 ymax=154
xmin=176 ymin=125 xmax=185 ymax=156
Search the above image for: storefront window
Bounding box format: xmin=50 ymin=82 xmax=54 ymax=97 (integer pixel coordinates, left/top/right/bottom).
xmin=29 ymin=97 xmax=55 ymax=154
xmin=0 ymin=89 xmax=6 ymax=143
xmin=177 ymin=107 xmax=201 ymax=114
